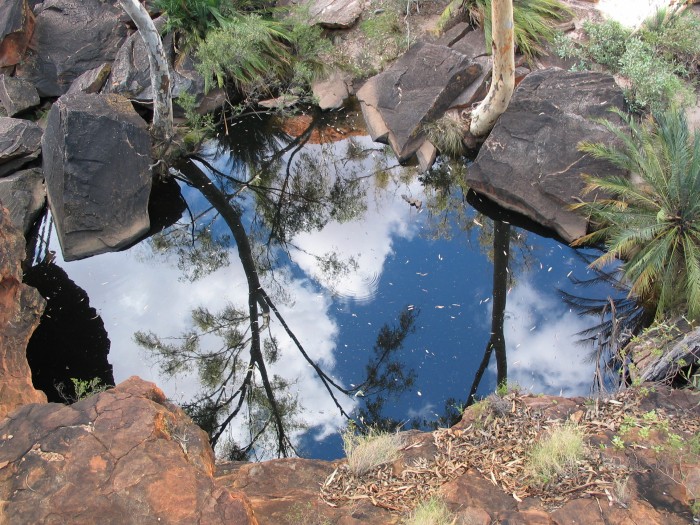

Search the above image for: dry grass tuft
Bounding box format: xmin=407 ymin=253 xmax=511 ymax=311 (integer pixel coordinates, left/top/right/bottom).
xmin=527 ymin=422 xmax=586 ymax=484
xmin=404 ymin=496 xmax=454 ymax=525
xmin=342 ymin=426 xmax=404 ymax=476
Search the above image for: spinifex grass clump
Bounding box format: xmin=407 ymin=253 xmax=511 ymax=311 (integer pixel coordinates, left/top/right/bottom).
xmin=527 ymin=422 xmax=585 ymax=484
xmin=405 ymin=496 xmax=455 ymax=525
xmin=342 ymin=424 xmax=404 ymax=476
xmin=422 ymin=115 xmax=466 ymax=157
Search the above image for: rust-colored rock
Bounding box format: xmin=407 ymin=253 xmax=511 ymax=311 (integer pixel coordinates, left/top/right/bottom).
xmin=0 ymin=376 xmax=257 ymax=524
xmin=0 ymin=0 xmax=35 ymax=68
xmin=0 ymin=204 xmax=46 ymax=419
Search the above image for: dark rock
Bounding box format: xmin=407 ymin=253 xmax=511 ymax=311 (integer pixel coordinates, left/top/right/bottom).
xmin=24 ymin=261 xmax=114 ymax=403
xmin=108 ymin=20 xmax=211 ymax=111
xmin=66 ymin=63 xmax=112 ymax=94
xmin=0 ymin=168 xmax=44 ymax=235
xmin=42 ymin=93 xmax=152 ymax=261
xmin=0 ymin=377 xmax=257 ymax=524
xmin=357 ymin=42 xmax=483 ymax=161
xmin=15 ymin=0 xmax=127 ymax=97
xmin=0 ymin=204 xmax=46 ymax=419
xmin=106 ymin=16 xmax=168 ymax=102
xmin=0 ymin=73 xmax=39 ymax=115
xmin=0 ymin=117 xmax=42 ymax=177
xmin=0 ymin=0 xmax=34 ymax=68
xmin=465 ymin=68 xmax=627 ymax=243
xmin=308 ymin=0 xmax=363 ymax=29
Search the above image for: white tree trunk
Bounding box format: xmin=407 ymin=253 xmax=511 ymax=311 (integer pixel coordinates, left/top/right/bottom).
xmin=119 ymin=0 xmax=174 ymax=143
xmin=469 ymin=0 xmax=515 ymax=137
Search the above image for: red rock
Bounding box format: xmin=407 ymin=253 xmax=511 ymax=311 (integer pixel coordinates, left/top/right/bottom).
xmin=0 ymin=376 xmax=256 ymax=524
xmin=551 ymin=499 xmax=604 ymax=524
xmin=0 ymin=204 xmax=46 ymax=418
xmin=0 ymin=0 xmax=35 ymax=68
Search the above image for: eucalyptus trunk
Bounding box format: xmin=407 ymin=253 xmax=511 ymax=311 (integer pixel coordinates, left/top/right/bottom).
xmin=118 ymin=0 xmax=174 ymax=143
xmin=469 ymin=0 xmax=515 ymax=137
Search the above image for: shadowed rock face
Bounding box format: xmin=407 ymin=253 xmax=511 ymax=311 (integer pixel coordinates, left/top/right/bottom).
xmin=0 ymin=377 xmax=257 ymax=525
xmin=14 ymin=0 xmax=127 ymax=97
xmin=24 ymin=261 xmax=114 ymax=402
xmin=42 ymin=93 xmax=152 ymax=261
xmin=0 ymin=204 xmax=46 ymax=419
xmin=0 ymin=117 xmax=42 ymax=177
xmin=466 ymin=68 xmax=628 ymax=243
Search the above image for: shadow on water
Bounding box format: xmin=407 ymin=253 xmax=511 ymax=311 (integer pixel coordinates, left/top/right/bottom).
xmin=24 ymin=104 xmax=642 ymax=460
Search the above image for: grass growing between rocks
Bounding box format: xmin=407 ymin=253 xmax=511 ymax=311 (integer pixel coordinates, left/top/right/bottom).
xmin=422 ymin=115 xmax=466 ymax=157
xmin=403 ymin=496 xmax=454 ymax=525
xmin=526 ymin=422 xmax=586 ymax=485
xmin=342 ymin=425 xmax=405 ymax=476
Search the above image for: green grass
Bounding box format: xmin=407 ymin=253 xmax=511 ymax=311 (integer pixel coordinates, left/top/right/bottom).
xmin=527 ymin=422 xmax=585 ymax=484
xmin=404 ymin=496 xmax=455 ymax=525
xmin=342 ymin=425 xmax=404 ymax=476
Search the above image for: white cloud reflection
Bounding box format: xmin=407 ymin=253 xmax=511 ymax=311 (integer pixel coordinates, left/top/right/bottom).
xmin=488 ymin=280 xmax=596 ymax=397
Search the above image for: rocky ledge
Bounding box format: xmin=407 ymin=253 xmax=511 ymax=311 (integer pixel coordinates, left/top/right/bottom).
xmin=1 ymin=375 xmax=698 ymax=524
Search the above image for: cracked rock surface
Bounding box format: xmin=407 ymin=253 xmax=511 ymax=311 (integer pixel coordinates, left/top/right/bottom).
xmin=0 ymin=377 xmax=256 ymax=525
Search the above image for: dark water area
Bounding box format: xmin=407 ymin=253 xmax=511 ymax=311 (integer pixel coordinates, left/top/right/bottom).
xmin=26 ymin=107 xmax=623 ymax=460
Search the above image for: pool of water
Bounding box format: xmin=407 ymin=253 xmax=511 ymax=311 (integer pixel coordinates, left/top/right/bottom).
xmin=26 ymin=108 xmax=620 ymax=461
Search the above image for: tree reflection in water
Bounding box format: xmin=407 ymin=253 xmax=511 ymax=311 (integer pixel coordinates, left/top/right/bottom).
xmin=135 ymin=111 xmax=417 ymax=459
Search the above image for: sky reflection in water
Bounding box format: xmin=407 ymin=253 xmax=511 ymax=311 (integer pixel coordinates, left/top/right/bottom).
xmin=46 ymin=128 xmax=610 ymax=460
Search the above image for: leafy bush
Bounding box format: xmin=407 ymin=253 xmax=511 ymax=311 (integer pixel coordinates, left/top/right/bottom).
xmin=639 ymin=6 xmax=700 ymax=73
xmin=572 ymin=108 xmax=700 ymax=322
xmin=618 ymin=39 xmax=694 ymax=113
xmin=555 ymin=8 xmax=699 ymax=113
xmin=581 ymin=19 xmax=629 ymax=71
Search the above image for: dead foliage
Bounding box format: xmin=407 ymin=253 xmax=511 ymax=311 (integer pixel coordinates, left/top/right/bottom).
xmin=320 ymin=388 xmax=699 ymax=513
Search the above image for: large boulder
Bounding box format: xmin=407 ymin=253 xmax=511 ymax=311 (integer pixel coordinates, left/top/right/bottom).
xmin=0 ymin=0 xmax=34 ymax=68
xmin=357 ymin=42 xmax=483 ymax=161
xmin=0 ymin=116 xmax=42 ymax=177
xmin=0 ymin=377 xmax=257 ymax=524
xmin=42 ymin=93 xmax=152 ymax=261
xmin=308 ymin=0 xmax=363 ymax=29
xmin=0 ymin=73 xmax=39 ymax=116
xmin=465 ymin=68 xmax=627 ymax=243
xmin=0 ymin=168 xmax=44 ymax=235
xmin=0 ymin=204 xmax=47 ymax=419
xmin=15 ymin=0 xmax=127 ymax=96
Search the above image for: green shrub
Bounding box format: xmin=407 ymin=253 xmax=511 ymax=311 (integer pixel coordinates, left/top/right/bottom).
xmin=639 ymin=6 xmax=700 ymax=73
xmin=360 ymin=10 xmax=402 ymax=41
xmin=581 ymin=19 xmax=629 ymax=71
xmin=618 ymin=38 xmax=694 ymax=113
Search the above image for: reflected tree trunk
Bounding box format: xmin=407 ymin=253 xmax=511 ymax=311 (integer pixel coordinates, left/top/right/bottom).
xmin=467 ymin=220 xmax=510 ymax=405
